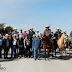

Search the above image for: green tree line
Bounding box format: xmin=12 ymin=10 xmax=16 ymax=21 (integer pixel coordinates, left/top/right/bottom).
xmin=0 ymin=23 xmax=13 ymax=33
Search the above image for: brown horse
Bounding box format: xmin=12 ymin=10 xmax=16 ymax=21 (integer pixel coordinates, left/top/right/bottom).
xmin=42 ymin=35 xmax=57 ymax=60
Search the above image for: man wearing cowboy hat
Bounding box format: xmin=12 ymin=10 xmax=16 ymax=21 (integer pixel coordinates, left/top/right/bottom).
xmin=32 ymin=34 xmax=42 ymax=60
xmin=35 ymin=30 xmax=39 ymax=37
xmin=29 ymin=27 xmax=35 ymax=36
xmin=54 ymin=28 xmax=62 ymax=40
xmin=0 ymin=34 xmax=3 ymax=58
xmin=43 ymin=25 xmax=51 ymax=38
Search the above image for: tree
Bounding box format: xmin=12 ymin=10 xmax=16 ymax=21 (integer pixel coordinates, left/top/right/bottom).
xmin=0 ymin=23 xmax=5 ymax=28
xmin=0 ymin=23 xmax=5 ymax=33
xmin=6 ymin=26 xmax=13 ymax=33
xmin=0 ymin=23 xmax=13 ymax=34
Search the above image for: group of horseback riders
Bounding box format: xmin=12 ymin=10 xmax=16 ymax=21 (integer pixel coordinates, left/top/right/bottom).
xmin=0 ymin=25 xmax=72 ymax=60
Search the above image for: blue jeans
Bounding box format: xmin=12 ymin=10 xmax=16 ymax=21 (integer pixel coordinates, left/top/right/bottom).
xmin=11 ymin=46 xmax=16 ymax=58
xmin=32 ymin=48 xmax=34 ymax=56
xmin=34 ymin=48 xmax=40 ymax=59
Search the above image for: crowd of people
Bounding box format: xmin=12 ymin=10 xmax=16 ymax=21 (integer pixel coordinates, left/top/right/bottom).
xmin=0 ymin=25 xmax=72 ymax=60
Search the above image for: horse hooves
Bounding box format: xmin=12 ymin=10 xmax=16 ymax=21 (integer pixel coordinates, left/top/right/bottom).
xmin=69 ymin=54 xmax=70 ymax=56
xmin=55 ymin=54 xmax=56 ymax=56
xmin=59 ymin=56 xmax=62 ymax=59
xmin=52 ymin=55 xmax=54 ymax=57
xmin=45 ymin=58 xmax=46 ymax=61
xmin=48 ymin=58 xmax=50 ymax=61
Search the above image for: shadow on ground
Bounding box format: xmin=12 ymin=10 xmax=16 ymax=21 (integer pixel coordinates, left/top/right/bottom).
xmin=0 ymin=49 xmax=72 ymax=62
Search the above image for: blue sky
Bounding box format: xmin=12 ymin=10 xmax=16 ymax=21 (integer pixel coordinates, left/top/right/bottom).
xmin=0 ymin=0 xmax=72 ymax=35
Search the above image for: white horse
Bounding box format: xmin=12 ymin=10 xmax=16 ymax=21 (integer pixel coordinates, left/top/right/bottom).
xmin=57 ymin=32 xmax=68 ymax=57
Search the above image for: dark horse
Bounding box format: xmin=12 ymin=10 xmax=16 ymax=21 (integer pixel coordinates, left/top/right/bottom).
xmin=42 ymin=35 xmax=57 ymax=60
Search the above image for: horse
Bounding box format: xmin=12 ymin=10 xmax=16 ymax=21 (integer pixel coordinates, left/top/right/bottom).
xmin=52 ymin=37 xmax=58 ymax=56
xmin=68 ymin=37 xmax=72 ymax=56
xmin=57 ymin=33 xmax=68 ymax=57
xmin=42 ymin=35 xmax=57 ymax=60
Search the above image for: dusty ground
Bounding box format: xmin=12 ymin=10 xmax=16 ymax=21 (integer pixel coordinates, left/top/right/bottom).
xmin=0 ymin=49 xmax=72 ymax=72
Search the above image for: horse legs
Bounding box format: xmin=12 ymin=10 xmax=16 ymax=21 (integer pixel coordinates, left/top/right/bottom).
xmin=51 ymin=49 xmax=54 ymax=57
xmin=69 ymin=47 xmax=70 ymax=56
xmin=65 ymin=49 xmax=66 ymax=56
xmin=60 ymin=50 xmax=62 ymax=58
xmin=48 ymin=49 xmax=50 ymax=60
xmin=55 ymin=49 xmax=56 ymax=56
xmin=44 ymin=49 xmax=46 ymax=60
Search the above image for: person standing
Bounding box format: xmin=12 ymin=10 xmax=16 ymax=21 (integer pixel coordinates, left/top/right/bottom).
xmin=18 ymin=36 xmax=24 ymax=59
xmin=0 ymin=34 xmax=3 ymax=58
xmin=32 ymin=34 xmax=36 ymax=58
xmin=23 ymin=30 xmax=27 ymax=38
xmin=39 ymin=32 xmax=43 ymax=39
xmin=27 ymin=30 xmax=30 ymax=34
xmin=19 ymin=29 xmax=23 ymax=37
xmin=11 ymin=34 xmax=17 ymax=58
xmin=35 ymin=30 xmax=39 ymax=36
xmin=24 ymin=35 xmax=31 ymax=58
xmin=8 ymin=34 xmax=12 ymax=54
xmin=29 ymin=27 xmax=35 ymax=36
xmin=3 ymin=34 xmax=10 ymax=59
xmin=32 ymin=34 xmax=42 ymax=60
xmin=12 ymin=28 xmax=17 ymax=36
xmin=1 ymin=27 xmax=8 ymax=36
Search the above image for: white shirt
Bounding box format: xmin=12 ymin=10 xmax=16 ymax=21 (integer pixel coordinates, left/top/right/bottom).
xmin=13 ymin=38 xmax=17 ymax=45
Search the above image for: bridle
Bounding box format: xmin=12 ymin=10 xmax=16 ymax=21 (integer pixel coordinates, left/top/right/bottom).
xmin=42 ymin=36 xmax=50 ymax=48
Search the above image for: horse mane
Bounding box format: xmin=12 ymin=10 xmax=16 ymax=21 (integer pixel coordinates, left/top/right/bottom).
xmin=43 ymin=35 xmax=50 ymax=44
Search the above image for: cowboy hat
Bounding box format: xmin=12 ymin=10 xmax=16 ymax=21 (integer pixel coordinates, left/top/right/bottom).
xmin=4 ymin=27 xmax=6 ymax=28
xmin=5 ymin=34 xmax=9 ymax=36
xmin=24 ymin=30 xmax=26 ymax=32
xmin=63 ymin=30 xmax=66 ymax=33
xmin=33 ymin=34 xmax=36 ymax=37
xmin=30 ymin=27 xmax=33 ymax=30
xmin=36 ymin=30 xmax=39 ymax=32
xmin=56 ymin=28 xmax=60 ymax=30
xmin=40 ymin=32 xmax=42 ymax=33
xmin=45 ymin=25 xmax=50 ymax=28
xmin=14 ymin=28 xmax=17 ymax=30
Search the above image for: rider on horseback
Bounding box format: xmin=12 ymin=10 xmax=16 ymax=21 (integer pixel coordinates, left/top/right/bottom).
xmin=54 ymin=28 xmax=62 ymax=40
xmin=43 ymin=25 xmax=52 ymax=38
